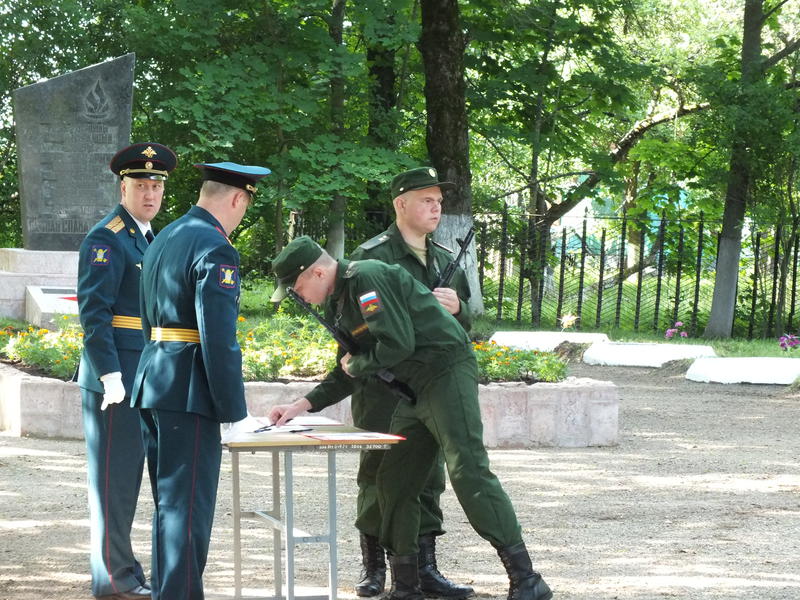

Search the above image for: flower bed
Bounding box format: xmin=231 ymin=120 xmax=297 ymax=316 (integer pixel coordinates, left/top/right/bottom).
xmin=1 ymin=313 xmax=568 ymax=384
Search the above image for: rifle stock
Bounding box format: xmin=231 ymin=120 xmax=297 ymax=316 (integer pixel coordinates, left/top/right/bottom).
xmin=286 ymin=289 xmax=416 ymax=405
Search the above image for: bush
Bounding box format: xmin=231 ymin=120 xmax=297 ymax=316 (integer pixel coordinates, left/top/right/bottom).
xmin=473 ymin=340 xmax=567 ymax=384
xmin=2 ymin=318 xmax=82 ymax=380
xmin=2 ymin=311 xmax=569 ymax=384
xmin=238 ymin=310 xmax=337 ymax=381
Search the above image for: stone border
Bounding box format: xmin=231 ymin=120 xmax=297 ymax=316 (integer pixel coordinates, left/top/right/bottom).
xmin=0 ymin=363 xmax=618 ymax=447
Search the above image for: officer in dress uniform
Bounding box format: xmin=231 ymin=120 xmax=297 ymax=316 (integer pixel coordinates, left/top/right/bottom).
xmin=77 ymin=142 xmax=177 ymax=599
xmin=270 ymin=167 xmax=473 ymax=598
xmin=269 ymin=238 xmax=553 ymax=600
xmin=130 ymin=161 xmax=270 ymax=600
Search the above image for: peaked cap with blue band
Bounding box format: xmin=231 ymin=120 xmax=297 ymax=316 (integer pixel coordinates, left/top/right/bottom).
xmin=110 ymin=142 xmax=177 ymax=180
xmin=194 ymin=162 xmax=272 ymax=195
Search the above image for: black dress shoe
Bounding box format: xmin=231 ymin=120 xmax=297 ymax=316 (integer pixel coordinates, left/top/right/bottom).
xmin=95 ymin=585 xmax=151 ymax=599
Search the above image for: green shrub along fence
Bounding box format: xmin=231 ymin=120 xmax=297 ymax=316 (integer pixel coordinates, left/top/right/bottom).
xmin=474 ymin=208 xmax=798 ymax=340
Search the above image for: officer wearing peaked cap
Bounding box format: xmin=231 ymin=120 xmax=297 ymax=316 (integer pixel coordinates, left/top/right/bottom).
xmin=131 ymin=160 xmax=270 ymax=600
xmin=77 ymin=141 xmax=177 ymax=599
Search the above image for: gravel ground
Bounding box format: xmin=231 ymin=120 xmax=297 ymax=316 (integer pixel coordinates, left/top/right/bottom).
xmin=1 ymin=362 xmax=799 ymax=599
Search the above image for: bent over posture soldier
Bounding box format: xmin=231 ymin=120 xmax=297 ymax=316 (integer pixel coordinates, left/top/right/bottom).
xmin=131 ymin=161 xmax=270 ymax=600
xmin=77 ymin=142 xmax=176 ymax=600
xmin=349 ymin=167 xmax=472 ymax=598
xmin=269 ymin=237 xmax=553 ymax=600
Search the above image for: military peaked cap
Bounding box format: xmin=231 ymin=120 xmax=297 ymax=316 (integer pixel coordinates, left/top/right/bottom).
xmin=110 ymin=142 xmax=177 ymax=180
xmin=270 ymin=236 xmax=324 ymax=302
xmin=195 ymin=161 xmax=271 ymax=195
xmin=391 ymin=167 xmax=455 ymax=199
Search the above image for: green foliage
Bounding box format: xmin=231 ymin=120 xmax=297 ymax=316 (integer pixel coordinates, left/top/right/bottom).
xmin=237 ymin=310 xmax=338 ymax=382
xmin=1 ymin=306 xmax=567 ymax=384
xmin=472 ymin=340 xmax=567 ymax=384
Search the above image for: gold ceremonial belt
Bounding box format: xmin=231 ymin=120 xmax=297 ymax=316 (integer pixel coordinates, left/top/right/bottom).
xmin=151 ymin=327 xmax=201 ymax=343
xmin=111 ymin=315 xmax=143 ymax=330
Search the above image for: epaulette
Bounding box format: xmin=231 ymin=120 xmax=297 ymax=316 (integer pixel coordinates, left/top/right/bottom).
xmin=431 ymin=239 xmax=453 ymax=253
xmin=344 ymin=261 xmax=360 ymax=279
xmin=359 ymin=233 xmax=391 ymax=251
xmin=104 ymin=216 xmax=125 ymax=233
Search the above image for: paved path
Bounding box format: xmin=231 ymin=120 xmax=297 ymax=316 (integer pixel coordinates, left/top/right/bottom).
xmin=1 ymin=363 xmax=799 ymax=599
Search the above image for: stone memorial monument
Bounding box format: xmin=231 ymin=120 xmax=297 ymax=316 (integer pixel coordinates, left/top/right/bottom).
xmin=0 ymin=54 xmax=134 ymax=322
xmin=13 ymin=53 xmax=134 ymax=250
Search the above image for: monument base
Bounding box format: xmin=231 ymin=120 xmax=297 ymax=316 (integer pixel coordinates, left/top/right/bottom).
xmin=0 ymin=248 xmax=78 ymax=323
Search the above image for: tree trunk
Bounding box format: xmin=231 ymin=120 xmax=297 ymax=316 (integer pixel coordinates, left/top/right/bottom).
xmin=326 ymin=0 xmax=347 ymax=259
xmin=419 ymin=0 xmax=483 ymax=313
xmin=365 ymin=31 xmax=397 ymax=226
xmin=704 ymin=0 xmax=764 ymax=337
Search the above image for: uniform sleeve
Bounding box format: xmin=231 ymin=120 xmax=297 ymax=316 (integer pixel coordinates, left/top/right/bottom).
xmin=77 ymin=227 xmax=124 ymax=379
xmin=451 ymin=266 xmax=473 ymax=332
xmin=303 ymin=302 xmax=354 ymax=411
xmin=305 ymin=363 xmax=355 ymax=411
xmin=194 ymin=243 xmax=246 ymax=420
xmin=346 ymin=270 xmax=417 ymax=378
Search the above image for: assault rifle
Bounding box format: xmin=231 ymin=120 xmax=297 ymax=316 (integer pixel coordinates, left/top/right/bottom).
xmin=431 ymin=226 xmax=475 ymax=289
xmin=287 ymin=288 xmax=417 ymax=405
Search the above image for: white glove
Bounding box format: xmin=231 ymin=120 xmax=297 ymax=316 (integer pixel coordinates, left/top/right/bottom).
xmin=221 ymin=413 xmax=271 ymax=444
xmin=99 ymin=372 xmax=126 ymax=411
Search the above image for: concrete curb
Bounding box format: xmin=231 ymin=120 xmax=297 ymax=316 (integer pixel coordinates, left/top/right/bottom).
xmin=0 ymin=363 xmax=618 ymax=447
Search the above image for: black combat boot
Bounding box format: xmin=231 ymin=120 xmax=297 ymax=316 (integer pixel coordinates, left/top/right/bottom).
xmin=385 ymin=554 xmax=425 ymax=600
xmin=417 ymin=534 xmax=475 ymax=599
xmin=495 ymin=542 xmax=553 ymax=600
xmin=355 ymin=533 xmax=386 ymax=597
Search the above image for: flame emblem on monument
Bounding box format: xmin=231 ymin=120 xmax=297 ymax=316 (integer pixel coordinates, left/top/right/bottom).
xmin=82 ymin=79 xmax=110 ymax=121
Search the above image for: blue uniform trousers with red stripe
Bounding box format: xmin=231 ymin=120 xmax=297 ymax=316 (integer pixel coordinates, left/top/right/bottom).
xmin=82 ymin=389 xmax=148 ymax=596
xmin=140 ymin=408 xmax=221 ymax=600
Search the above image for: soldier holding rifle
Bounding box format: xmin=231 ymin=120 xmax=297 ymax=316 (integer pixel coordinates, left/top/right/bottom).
xmin=269 ymin=233 xmax=553 ymax=600
xmin=272 ymin=167 xmax=474 ymax=598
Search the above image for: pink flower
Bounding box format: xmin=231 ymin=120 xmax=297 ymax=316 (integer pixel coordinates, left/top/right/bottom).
xmin=674 ymin=321 xmax=683 ymax=327
xmin=680 ymin=331 xmax=688 ymax=337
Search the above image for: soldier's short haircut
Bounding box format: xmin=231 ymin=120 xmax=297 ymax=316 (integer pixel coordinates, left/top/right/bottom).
xmin=200 ymin=179 xmax=240 ymax=199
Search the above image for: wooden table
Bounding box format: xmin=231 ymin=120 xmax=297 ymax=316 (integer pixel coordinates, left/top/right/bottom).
xmin=224 ymin=419 xmax=403 ymax=600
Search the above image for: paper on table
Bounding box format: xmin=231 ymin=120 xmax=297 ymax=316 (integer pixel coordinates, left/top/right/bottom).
xmin=288 ymin=415 xmax=342 ymax=426
xmin=304 ymin=432 xmax=406 ymax=442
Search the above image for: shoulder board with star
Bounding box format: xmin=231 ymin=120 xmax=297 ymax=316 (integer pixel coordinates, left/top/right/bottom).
xmin=431 ymin=240 xmax=454 ymax=253
xmin=104 ymin=216 xmax=125 ymax=233
xmin=359 ymin=233 xmax=391 ymax=251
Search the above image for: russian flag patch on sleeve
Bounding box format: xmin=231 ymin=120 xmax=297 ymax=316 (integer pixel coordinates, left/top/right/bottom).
xmin=359 ymin=290 xmax=382 ymax=316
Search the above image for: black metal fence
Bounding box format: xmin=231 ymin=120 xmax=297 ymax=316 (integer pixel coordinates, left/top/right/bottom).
xmin=474 ymin=207 xmax=798 ymax=339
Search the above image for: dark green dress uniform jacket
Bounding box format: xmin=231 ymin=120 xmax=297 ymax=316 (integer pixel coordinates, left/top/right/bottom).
xmin=76 ymin=204 xmax=150 ymax=596
xmin=350 ymin=222 xmax=472 ymax=332
xmin=131 ymin=205 xmax=247 ymax=423
xmin=305 ymin=259 xmax=472 ymax=411
xmin=78 ymin=204 xmax=149 ymax=393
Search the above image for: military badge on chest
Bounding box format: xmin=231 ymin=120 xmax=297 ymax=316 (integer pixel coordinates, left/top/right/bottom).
xmin=358 ymin=290 xmax=382 ymax=316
